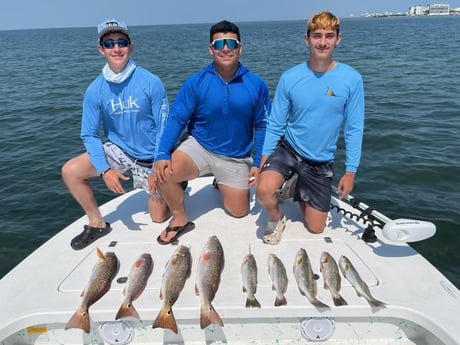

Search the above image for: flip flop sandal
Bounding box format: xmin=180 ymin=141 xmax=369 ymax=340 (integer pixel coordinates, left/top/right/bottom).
xmin=262 ymin=215 xmax=286 ymax=245
xmin=157 ymin=221 xmax=195 ymax=245
xmin=71 ymin=222 xmax=112 ymax=250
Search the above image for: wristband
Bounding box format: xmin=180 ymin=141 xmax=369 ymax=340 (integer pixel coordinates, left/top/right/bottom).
xmin=100 ymin=168 xmax=111 ymax=177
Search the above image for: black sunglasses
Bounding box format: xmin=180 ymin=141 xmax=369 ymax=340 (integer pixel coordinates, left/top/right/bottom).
xmin=101 ymin=38 xmax=130 ymax=49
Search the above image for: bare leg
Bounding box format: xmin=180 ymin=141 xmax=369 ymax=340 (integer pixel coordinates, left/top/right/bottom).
xmin=217 ymin=184 xmax=249 ymax=218
xmin=61 ymin=153 xmax=105 ymax=228
xmin=148 ymin=195 xmax=170 ymax=223
xmin=299 ymin=202 xmax=327 ymax=233
xmin=157 ymin=150 xmax=199 ymax=242
xmin=256 ymin=170 xmax=285 ymax=222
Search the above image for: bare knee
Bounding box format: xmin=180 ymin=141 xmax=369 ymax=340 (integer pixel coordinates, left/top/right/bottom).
xmin=225 ymin=205 xmax=248 ymax=218
xmin=305 ymin=222 xmax=325 ymax=234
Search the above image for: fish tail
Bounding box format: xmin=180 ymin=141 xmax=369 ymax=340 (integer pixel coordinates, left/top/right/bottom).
xmin=152 ymin=305 xmax=178 ymax=334
xmin=200 ymin=304 xmax=224 ymax=329
xmin=274 ymin=295 xmax=287 ymax=307
xmin=369 ymin=297 xmax=387 ymax=308
xmin=333 ymin=294 xmax=348 ymax=306
xmin=245 ymin=296 xmax=261 ymax=308
xmin=115 ymin=302 xmax=140 ymax=320
xmin=65 ymin=309 xmax=90 ymax=334
xmin=311 ymin=299 xmax=330 ymax=309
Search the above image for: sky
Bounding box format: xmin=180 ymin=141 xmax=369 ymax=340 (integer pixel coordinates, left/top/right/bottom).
xmin=1 ymin=0 xmax=456 ymax=31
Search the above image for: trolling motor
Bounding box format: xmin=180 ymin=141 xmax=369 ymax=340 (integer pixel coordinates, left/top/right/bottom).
xmin=332 ymin=187 xmax=436 ymax=243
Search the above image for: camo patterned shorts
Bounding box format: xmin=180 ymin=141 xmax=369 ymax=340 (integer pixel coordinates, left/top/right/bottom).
xmin=103 ymin=142 xmax=152 ymax=192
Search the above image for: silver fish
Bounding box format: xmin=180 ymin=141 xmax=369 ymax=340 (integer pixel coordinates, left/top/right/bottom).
xmin=65 ymin=248 xmax=119 ymax=333
xmin=116 ymin=253 xmax=153 ymax=320
xmin=320 ymin=251 xmax=347 ymax=306
xmin=293 ymin=248 xmax=329 ymax=309
xmin=195 ymin=235 xmax=225 ymax=329
xmin=153 ymin=245 xmax=192 ymax=333
xmin=268 ymin=253 xmax=288 ymax=306
xmin=339 ymin=255 xmax=386 ymax=308
xmin=241 ymin=252 xmax=261 ymax=308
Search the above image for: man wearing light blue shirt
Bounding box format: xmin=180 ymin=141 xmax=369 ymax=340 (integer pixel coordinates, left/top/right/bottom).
xmin=257 ymin=11 xmax=365 ymax=245
xmin=62 ymin=19 xmax=170 ymax=250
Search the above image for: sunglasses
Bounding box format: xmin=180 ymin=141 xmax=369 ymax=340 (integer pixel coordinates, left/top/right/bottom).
xmin=211 ymin=38 xmax=240 ymax=50
xmin=101 ymin=38 xmax=130 ymax=49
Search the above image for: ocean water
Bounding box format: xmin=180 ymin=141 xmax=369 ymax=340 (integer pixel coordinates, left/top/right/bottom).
xmin=0 ymin=16 xmax=459 ymax=288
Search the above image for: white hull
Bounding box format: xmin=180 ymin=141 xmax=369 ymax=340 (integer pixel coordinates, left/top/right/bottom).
xmin=1 ymin=176 xmax=459 ymax=344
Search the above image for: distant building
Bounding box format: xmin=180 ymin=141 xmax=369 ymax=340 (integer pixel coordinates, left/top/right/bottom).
xmin=409 ymin=2 xmax=453 ymax=16
xmin=428 ymin=2 xmax=450 ymax=15
xmin=408 ymin=5 xmax=429 ymax=15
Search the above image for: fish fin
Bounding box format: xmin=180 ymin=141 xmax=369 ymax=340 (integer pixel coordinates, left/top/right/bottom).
xmin=333 ymin=294 xmax=348 ymax=306
xmin=311 ymin=299 xmax=330 ymax=309
xmin=96 ymin=247 xmax=105 ymax=259
xmin=245 ymin=297 xmax=261 ymax=308
xmin=159 ymin=289 xmax=163 ymax=300
xmin=152 ymin=304 xmax=178 ymax=334
xmin=194 ymin=284 xmax=200 ymax=296
xmin=80 ymin=289 xmax=86 ymax=297
xmin=368 ymin=297 xmax=387 ymax=308
xmin=242 ymin=286 xmax=247 ymax=293
xmin=65 ymin=309 xmax=90 ymax=334
xmin=274 ymin=296 xmax=287 ymax=307
xmin=115 ymin=302 xmax=140 ymax=320
xmin=200 ymin=304 xmax=224 ymax=329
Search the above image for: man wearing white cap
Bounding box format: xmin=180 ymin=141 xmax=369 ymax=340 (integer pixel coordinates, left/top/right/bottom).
xmin=62 ymin=19 xmax=170 ymax=250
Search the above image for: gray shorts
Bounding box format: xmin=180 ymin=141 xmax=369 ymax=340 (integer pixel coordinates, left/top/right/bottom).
xmin=103 ymin=142 xmax=152 ymax=193
xmin=177 ymin=135 xmax=253 ymax=190
xmin=261 ymin=138 xmax=334 ymax=212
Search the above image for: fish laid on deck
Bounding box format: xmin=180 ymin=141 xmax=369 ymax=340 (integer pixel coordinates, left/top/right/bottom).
xmin=339 ymin=255 xmax=386 ymax=308
xmin=116 ymin=253 xmax=153 ymax=320
xmin=65 ymin=248 xmax=119 ymax=333
xmin=195 ymin=235 xmax=225 ymax=329
xmin=268 ymin=253 xmax=288 ymax=306
xmin=153 ymin=245 xmax=192 ymax=333
xmin=293 ymin=248 xmax=330 ymax=309
xmin=320 ymin=251 xmax=347 ymax=306
xmin=241 ymin=251 xmax=261 ymax=308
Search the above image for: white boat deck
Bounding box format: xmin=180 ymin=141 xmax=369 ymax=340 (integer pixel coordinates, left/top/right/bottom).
xmin=1 ymin=176 xmax=459 ymax=344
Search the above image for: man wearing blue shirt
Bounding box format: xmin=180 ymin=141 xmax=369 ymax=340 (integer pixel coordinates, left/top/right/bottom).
xmin=62 ymin=19 xmax=170 ymax=250
xmin=153 ymin=20 xmax=270 ymax=245
xmin=257 ymin=11 xmax=365 ymax=245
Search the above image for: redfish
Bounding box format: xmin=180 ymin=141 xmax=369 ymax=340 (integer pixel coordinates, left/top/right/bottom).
xmin=116 ymin=253 xmax=153 ymax=320
xmin=65 ymin=248 xmax=119 ymax=333
xmin=153 ymin=245 xmax=192 ymax=333
xmin=195 ymin=236 xmax=225 ymax=329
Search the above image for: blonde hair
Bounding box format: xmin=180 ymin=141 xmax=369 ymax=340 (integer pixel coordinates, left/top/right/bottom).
xmin=307 ymin=11 xmax=340 ymax=35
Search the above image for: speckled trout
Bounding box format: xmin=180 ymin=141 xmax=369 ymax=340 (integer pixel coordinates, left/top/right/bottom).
xmin=339 ymin=255 xmax=386 ymax=308
xmin=268 ymin=253 xmax=288 ymax=306
xmin=320 ymin=251 xmax=347 ymax=306
xmin=293 ymin=248 xmax=330 ymax=309
xmin=241 ymin=251 xmax=261 ymax=308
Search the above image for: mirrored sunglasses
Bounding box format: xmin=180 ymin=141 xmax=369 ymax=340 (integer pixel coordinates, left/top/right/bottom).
xmin=211 ymin=38 xmax=240 ymax=50
xmin=101 ymin=38 xmax=130 ymax=49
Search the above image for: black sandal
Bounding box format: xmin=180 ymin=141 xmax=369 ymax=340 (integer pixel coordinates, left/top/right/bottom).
xmin=157 ymin=222 xmax=195 ymax=245
xmin=71 ymin=222 xmax=112 ymax=250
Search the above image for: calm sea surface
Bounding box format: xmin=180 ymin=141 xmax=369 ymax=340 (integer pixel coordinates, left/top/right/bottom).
xmin=1 ymin=17 xmax=459 ymax=288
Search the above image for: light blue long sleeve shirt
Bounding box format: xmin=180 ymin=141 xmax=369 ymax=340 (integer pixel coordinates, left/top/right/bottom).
xmin=262 ymin=62 xmax=364 ymax=172
xmin=81 ymin=66 xmax=169 ymax=174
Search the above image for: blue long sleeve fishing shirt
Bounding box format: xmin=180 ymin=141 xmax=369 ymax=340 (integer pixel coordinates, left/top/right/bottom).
xmin=156 ymin=63 xmax=270 ymax=168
